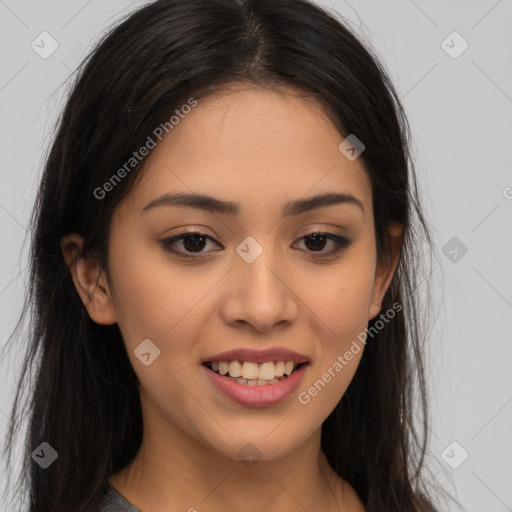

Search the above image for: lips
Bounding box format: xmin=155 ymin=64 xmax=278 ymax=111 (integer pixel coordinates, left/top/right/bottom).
xmin=202 ymin=361 xmax=310 ymax=407
xmin=201 ymin=347 xmax=311 ymax=406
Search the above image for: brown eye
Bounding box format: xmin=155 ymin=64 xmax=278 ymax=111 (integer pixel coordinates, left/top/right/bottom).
xmin=161 ymin=231 xmax=220 ymax=258
xmin=161 ymin=231 xmax=352 ymax=260
xmin=295 ymin=232 xmax=352 ymax=258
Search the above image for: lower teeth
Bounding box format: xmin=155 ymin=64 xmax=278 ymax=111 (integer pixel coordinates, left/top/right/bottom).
xmin=211 ymin=371 xmax=290 ymax=386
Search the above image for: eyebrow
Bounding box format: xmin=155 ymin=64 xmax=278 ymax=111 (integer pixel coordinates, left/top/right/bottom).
xmin=141 ymin=191 xmax=364 ymax=216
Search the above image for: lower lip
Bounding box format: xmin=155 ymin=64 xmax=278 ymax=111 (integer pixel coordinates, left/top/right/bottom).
xmin=202 ymin=363 xmax=309 ymax=407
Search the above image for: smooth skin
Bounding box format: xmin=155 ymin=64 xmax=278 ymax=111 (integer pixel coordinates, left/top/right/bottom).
xmin=61 ymin=84 xmax=403 ymax=512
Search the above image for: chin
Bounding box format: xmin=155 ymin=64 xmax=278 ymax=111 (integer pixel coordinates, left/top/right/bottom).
xmin=201 ymin=429 xmax=308 ymax=464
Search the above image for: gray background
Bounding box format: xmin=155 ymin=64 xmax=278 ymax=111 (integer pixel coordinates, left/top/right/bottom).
xmin=1 ymin=1 xmax=511 ymax=510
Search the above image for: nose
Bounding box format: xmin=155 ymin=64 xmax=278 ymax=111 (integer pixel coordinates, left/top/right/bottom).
xmin=219 ymin=244 xmax=298 ymax=333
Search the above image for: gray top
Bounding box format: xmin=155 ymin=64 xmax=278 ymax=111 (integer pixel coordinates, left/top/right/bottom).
xmin=97 ymin=483 xmax=142 ymax=511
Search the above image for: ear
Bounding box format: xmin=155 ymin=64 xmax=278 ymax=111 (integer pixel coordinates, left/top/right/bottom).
xmin=60 ymin=233 xmax=117 ymax=325
xmin=368 ymin=221 xmax=404 ymax=321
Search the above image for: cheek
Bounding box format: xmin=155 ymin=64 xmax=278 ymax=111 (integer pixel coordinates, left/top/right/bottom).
xmin=307 ymin=255 xmax=376 ymax=340
xmin=107 ymin=243 xmax=227 ymax=400
xmin=299 ymin=252 xmax=375 ymax=408
xmin=106 ymin=235 xmax=201 ymax=351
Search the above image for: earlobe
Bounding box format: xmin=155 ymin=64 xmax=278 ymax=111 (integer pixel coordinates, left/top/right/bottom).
xmin=60 ymin=233 xmax=117 ymax=325
xmin=368 ymin=221 xmax=404 ymax=321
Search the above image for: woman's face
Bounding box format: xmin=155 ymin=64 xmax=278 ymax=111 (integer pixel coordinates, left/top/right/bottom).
xmin=82 ymin=85 xmax=399 ymax=462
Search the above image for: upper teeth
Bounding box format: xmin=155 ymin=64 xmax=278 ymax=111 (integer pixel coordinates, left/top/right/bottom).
xmin=211 ymin=361 xmax=298 ymax=380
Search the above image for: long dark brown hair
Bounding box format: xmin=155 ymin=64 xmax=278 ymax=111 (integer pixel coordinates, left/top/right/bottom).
xmin=2 ymin=0 xmax=450 ymax=510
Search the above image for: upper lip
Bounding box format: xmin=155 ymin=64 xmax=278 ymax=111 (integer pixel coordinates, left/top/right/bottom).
xmin=202 ymin=348 xmax=310 ymax=365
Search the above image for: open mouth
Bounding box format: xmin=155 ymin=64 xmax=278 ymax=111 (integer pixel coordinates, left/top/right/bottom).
xmin=203 ymin=361 xmax=309 ymax=386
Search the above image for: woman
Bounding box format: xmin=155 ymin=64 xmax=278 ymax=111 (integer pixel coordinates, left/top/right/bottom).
xmin=3 ymin=0 xmax=447 ymax=510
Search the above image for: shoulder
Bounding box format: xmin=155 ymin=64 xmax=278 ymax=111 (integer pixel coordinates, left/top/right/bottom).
xmin=96 ymin=483 xmax=142 ymax=512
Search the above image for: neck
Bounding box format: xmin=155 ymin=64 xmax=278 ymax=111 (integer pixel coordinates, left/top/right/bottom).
xmin=109 ymin=393 xmax=345 ymax=512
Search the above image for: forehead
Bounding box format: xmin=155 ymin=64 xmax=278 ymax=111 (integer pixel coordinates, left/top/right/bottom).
xmin=120 ymin=85 xmax=372 ymax=220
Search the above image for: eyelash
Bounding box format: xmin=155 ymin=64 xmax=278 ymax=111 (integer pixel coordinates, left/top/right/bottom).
xmin=161 ymin=230 xmax=352 ymax=260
